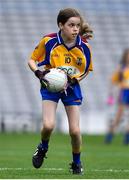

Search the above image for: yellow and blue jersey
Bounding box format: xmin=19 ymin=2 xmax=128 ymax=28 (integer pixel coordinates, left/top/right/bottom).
xmin=31 ymin=31 xmax=93 ymax=79
xmin=111 ymin=67 xmax=129 ymax=89
xmin=111 ymin=66 xmax=129 ymax=105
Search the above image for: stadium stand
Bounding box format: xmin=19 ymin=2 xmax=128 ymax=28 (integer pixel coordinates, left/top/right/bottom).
xmin=0 ymin=0 xmax=129 ymax=132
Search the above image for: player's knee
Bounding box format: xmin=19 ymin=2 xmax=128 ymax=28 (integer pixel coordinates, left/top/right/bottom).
xmin=43 ymin=122 xmax=55 ymax=133
xmin=69 ymin=128 xmax=80 ymax=137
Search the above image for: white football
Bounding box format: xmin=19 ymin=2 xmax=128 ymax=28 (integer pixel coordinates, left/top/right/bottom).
xmin=44 ymin=68 xmax=68 ymax=92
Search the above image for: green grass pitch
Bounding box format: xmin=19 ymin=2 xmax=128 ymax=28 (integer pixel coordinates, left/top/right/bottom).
xmin=0 ymin=132 xmax=129 ymax=179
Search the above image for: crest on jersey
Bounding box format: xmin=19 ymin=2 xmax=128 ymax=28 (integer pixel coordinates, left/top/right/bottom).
xmin=76 ymin=57 xmax=82 ymax=66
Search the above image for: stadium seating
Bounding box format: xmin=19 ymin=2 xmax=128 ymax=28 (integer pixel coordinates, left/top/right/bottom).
xmin=0 ymin=0 xmax=129 ymax=132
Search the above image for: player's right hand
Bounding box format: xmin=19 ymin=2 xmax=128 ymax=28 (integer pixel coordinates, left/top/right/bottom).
xmin=34 ymin=69 xmax=50 ymax=88
xmin=40 ymin=78 xmax=49 ymax=88
xmin=34 ymin=69 xmax=50 ymax=80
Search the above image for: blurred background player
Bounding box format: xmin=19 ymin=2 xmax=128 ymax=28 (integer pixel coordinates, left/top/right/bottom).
xmin=105 ymin=48 xmax=129 ymax=145
xmin=28 ymin=8 xmax=93 ymax=174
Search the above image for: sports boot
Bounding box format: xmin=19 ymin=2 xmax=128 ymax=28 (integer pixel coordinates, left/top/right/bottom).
xmin=69 ymin=162 xmax=83 ymax=175
xmin=32 ymin=143 xmax=47 ymax=168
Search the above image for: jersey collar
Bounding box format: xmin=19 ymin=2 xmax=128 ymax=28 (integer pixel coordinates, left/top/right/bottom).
xmin=57 ymin=31 xmax=82 ymax=47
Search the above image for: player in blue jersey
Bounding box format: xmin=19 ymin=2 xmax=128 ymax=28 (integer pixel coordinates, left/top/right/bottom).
xmin=28 ymin=8 xmax=93 ymax=174
xmin=105 ymin=49 xmax=129 ymax=145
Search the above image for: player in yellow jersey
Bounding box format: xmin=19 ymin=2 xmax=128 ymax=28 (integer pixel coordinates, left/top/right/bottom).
xmin=105 ymin=49 xmax=129 ymax=145
xmin=28 ymin=8 xmax=93 ymax=174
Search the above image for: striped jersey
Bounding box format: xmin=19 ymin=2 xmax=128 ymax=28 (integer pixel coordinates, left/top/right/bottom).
xmin=31 ymin=31 xmax=93 ymax=79
xmin=111 ymin=66 xmax=129 ymax=88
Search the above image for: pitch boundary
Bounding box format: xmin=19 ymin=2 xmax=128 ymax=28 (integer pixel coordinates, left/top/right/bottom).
xmin=0 ymin=167 xmax=129 ymax=173
xmin=0 ymin=167 xmax=63 ymax=171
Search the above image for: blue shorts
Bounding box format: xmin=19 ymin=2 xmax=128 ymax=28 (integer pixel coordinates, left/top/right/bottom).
xmin=40 ymin=83 xmax=83 ymax=106
xmin=118 ymin=89 xmax=129 ymax=105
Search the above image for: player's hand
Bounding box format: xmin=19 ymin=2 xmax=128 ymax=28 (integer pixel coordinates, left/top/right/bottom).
xmin=67 ymin=75 xmax=78 ymax=86
xmin=40 ymin=78 xmax=49 ymax=88
xmin=34 ymin=69 xmax=50 ymax=88
xmin=34 ymin=69 xmax=50 ymax=80
xmin=107 ymin=96 xmax=115 ymax=105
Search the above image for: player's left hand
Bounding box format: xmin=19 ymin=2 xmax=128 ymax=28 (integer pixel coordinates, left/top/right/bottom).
xmin=107 ymin=95 xmax=115 ymax=105
xmin=67 ymin=75 xmax=78 ymax=86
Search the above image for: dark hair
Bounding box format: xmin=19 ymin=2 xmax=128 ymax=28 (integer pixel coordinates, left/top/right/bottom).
xmin=57 ymin=8 xmax=93 ymax=39
xmin=120 ymin=48 xmax=129 ymax=66
xmin=119 ymin=48 xmax=129 ymax=81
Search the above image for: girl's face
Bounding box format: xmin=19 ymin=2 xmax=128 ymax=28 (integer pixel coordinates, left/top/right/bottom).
xmin=59 ymin=17 xmax=81 ymax=42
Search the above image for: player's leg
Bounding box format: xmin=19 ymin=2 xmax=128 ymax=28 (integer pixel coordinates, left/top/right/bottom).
xmin=105 ymin=104 xmax=124 ymax=143
xmin=32 ymin=100 xmax=57 ymax=168
xmin=65 ymin=105 xmax=83 ymax=174
xmin=123 ymin=106 xmax=129 ymax=145
xmin=122 ymin=90 xmax=129 ymax=145
xmin=123 ymin=129 xmax=129 ymax=145
xmin=110 ymin=104 xmax=124 ymax=131
xmin=41 ymin=100 xmax=57 ymax=140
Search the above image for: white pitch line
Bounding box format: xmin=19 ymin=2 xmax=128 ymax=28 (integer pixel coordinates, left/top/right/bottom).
xmin=91 ymin=169 xmax=129 ymax=173
xmin=0 ymin=168 xmax=129 ymax=173
xmin=0 ymin=167 xmax=63 ymax=171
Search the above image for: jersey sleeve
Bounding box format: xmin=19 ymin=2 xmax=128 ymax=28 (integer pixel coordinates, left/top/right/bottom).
xmin=111 ymin=70 xmax=121 ymax=85
xmin=88 ymin=55 xmax=93 ymax=71
xmin=30 ymin=38 xmax=46 ymax=62
xmin=111 ymin=65 xmax=122 ymax=85
xmin=86 ymin=43 xmax=93 ymax=71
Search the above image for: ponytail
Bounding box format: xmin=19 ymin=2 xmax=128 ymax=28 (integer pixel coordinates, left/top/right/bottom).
xmin=80 ymin=22 xmax=93 ymax=40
